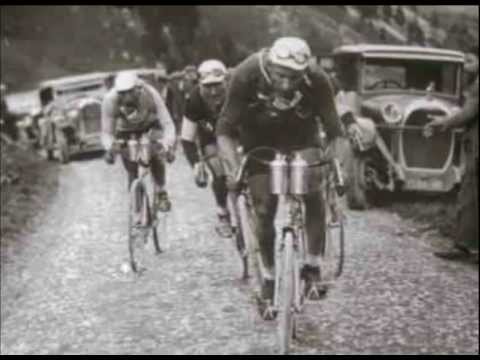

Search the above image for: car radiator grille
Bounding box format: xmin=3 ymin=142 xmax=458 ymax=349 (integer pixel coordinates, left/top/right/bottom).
xmin=82 ymin=103 xmax=101 ymax=134
xmin=402 ymin=109 xmax=452 ymax=169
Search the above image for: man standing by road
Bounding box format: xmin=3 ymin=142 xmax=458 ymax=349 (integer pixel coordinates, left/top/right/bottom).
xmin=425 ymin=76 xmax=479 ymax=263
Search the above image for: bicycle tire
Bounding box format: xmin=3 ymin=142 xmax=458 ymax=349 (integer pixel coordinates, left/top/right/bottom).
xmin=278 ymin=230 xmax=295 ymax=355
xmin=128 ymin=178 xmax=146 ymax=273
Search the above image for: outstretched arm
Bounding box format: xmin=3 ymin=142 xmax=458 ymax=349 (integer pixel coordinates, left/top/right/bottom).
xmin=181 ymin=116 xmax=201 ymax=168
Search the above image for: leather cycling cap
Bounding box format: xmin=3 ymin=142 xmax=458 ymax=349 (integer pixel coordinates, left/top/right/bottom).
xmin=268 ymin=37 xmax=312 ymax=72
xmin=198 ymin=59 xmax=227 ymax=85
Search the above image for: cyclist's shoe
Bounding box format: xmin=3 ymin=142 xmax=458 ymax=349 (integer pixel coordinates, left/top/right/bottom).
xmin=155 ymin=191 xmax=172 ymax=213
xmin=256 ymin=279 xmax=277 ymax=321
xmin=302 ymin=264 xmax=328 ymax=301
xmin=215 ymin=214 xmax=234 ymax=238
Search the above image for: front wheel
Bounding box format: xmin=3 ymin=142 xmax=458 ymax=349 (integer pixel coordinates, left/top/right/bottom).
xmin=277 ymin=231 xmax=295 ymax=355
xmin=128 ymin=179 xmax=147 ymax=273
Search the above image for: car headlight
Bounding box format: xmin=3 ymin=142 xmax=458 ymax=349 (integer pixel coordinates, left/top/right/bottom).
xmin=68 ymin=109 xmax=79 ymax=119
xmin=381 ymin=103 xmax=403 ymax=124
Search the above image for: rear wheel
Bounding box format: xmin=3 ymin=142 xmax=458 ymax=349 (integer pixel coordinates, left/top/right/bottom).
xmin=277 ymin=231 xmax=295 ymax=355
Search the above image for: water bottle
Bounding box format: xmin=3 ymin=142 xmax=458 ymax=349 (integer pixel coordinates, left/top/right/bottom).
xmin=128 ymin=137 xmax=139 ymax=162
xmin=140 ymin=136 xmax=151 ymax=164
xmin=270 ymin=153 xmax=288 ymax=195
xmin=290 ymin=152 xmax=309 ymax=195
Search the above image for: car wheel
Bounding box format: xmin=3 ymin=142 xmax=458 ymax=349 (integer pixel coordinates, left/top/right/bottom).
xmin=57 ymin=130 xmax=70 ymax=164
xmin=346 ymin=152 xmax=370 ymax=210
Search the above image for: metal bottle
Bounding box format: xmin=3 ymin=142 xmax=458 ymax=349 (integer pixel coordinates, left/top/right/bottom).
xmin=128 ymin=136 xmax=139 ymax=162
xmin=270 ymin=153 xmax=288 ymax=195
xmin=290 ymin=152 xmax=309 ymax=195
xmin=139 ymin=136 xmax=151 ymax=164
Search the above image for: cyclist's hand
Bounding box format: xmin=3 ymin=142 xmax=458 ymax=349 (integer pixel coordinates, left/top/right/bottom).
xmin=193 ymin=162 xmax=208 ymax=188
xmin=104 ymin=149 xmax=115 ymax=165
xmin=166 ymin=147 xmax=176 ymax=163
xmin=423 ymin=115 xmax=448 ymax=138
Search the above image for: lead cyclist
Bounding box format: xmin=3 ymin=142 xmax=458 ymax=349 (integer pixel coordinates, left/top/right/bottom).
xmin=217 ymin=37 xmax=361 ymax=318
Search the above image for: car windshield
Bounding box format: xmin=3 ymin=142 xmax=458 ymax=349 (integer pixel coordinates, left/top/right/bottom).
xmin=56 ymin=82 xmax=105 ymax=97
xmin=362 ymin=58 xmax=460 ymax=96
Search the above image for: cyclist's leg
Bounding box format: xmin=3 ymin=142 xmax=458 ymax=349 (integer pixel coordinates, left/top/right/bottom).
xmin=120 ymin=149 xmax=138 ymax=190
xmin=202 ymin=144 xmax=232 ymax=236
xmin=150 ymin=129 xmax=171 ymax=212
xmin=248 ymin=173 xmax=278 ymax=282
xmin=304 ymin=191 xmax=326 ymax=261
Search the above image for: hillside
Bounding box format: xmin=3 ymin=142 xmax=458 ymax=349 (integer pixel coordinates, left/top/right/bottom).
xmin=1 ymin=5 xmax=478 ymax=93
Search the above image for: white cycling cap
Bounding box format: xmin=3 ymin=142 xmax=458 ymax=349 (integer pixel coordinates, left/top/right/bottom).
xmin=268 ymin=37 xmax=312 ymax=72
xmin=114 ymin=71 xmax=139 ymax=92
xmin=198 ymin=59 xmax=227 ymax=85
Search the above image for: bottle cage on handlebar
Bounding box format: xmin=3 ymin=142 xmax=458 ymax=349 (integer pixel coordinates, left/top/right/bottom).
xmin=233 ymin=146 xmax=344 ymax=194
xmin=112 ymin=129 xmax=166 ymax=168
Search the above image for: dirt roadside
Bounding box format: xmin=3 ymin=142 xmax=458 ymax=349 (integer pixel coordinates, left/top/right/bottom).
xmin=0 ymin=139 xmax=59 ymax=245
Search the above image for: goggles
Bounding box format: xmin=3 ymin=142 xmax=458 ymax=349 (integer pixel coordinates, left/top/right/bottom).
xmin=199 ymin=68 xmax=226 ymax=84
xmin=272 ymin=45 xmax=310 ymax=66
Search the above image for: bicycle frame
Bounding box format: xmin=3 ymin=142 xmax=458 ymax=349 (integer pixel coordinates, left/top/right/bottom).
xmin=232 ymin=145 xmax=345 ymax=353
xmin=274 ymin=193 xmax=308 ymax=314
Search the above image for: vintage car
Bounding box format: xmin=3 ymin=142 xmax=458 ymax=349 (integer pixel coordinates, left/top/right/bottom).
xmin=326 ymin=44 xmax=466 ymax=209
xmin=5 ymin=90 xmax=42 ymax=147
xmin=38 ymin=72 xmax=111 ymax=163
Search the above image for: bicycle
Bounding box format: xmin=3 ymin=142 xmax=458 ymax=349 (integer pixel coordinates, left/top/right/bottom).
xmin=113 ymin=130 xmax=170 ymax=273
xmin=230 ymin=145 xmax=345 ymax=354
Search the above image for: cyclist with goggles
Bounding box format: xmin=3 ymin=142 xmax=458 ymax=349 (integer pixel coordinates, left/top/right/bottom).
xmin=102 ymin=71 xmax=176 ymax=212
xmin=217 ymin=37 xmax=358 ymax=314
xmin=181 ymin=59 xmax=233 ymax=238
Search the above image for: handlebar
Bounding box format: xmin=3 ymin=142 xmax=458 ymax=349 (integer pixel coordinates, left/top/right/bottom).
xmin=233 ymin=146 xmax=345 ymax=195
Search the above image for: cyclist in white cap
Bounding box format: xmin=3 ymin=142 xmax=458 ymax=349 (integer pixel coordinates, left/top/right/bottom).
xmin=101 ymin=71 xmax=176 ymax=213
xmin=217 ymin=37 xmax=358 ymax=318
xmin=181 ymin=59 xmax=233 ymax=237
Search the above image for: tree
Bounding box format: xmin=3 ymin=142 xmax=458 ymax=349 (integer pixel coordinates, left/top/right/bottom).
xmin=382 ymin=5 xmax=392 ymax=20
xmin=358 ymin=5 xmax=378 ymax=20
xmin=430 ymin=11 xmax=439 ymax=28
xmin=394 ymin=6 xmax=405 ymax=27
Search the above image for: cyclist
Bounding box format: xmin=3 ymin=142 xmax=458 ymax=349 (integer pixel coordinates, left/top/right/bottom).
xmin=101 ymin=71 xmax=176 ymax=213
xmin=217 ymin=37 xmax=360 ymax=316
xmin=181 ymin=59 xmax=233 ymax=238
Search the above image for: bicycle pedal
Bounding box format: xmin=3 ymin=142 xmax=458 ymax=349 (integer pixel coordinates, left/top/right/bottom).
xmin=305 ymin=282 xmax=328 ymax=301
xmin=262 ymin=304 xmax=278 ymax=321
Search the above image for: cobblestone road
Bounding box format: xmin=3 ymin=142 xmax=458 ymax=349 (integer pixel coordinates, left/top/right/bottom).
xmin=1 ymin=153 xmax=478 ymax=354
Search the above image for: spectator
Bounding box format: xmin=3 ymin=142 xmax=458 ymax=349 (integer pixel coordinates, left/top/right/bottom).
xmin=155 ymin=67 xmax=183 ymax=137
xmin=425 ymin=77 xmax=479 ymax=263
xmin=0 ymin=83 xmax=18 ymax=141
